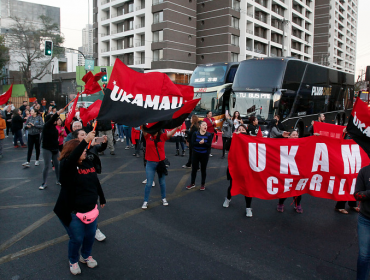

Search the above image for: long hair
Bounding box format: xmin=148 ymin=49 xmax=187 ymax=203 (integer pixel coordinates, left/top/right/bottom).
xmin=190 ymin=115 xmax=199 ymax=129
xmin=59 ymin=139 xmax=80 ymax=161
xmin=12 ymin=108 xmax=20 ymax=117
xmin=232 ymin=111 xmax=241 ymax=121
xmin=153 ymin=129 xmax=163 ymax=145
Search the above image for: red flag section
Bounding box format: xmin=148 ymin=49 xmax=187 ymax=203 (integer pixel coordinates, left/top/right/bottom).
xmin=314 ymin=121 xmax=345 ymax=139
xmin=84 ymin=72 xmax=103 ymax=95
xmin=175 ymin=84 xmax=194 ymax=102
xmin=65 ymin=93 xmax=80 ymax=130
xmin=82 ymin=71 xmax=94 ymax=84
xmin=80 ymin=100 xmax=102 ymax=126
xmin=229 ymin=134 xmax=370 ymax=201
xmin=257 ymin=127 xmax=263 ymax=137
xmin=29 ymin=97 xmax=37 ymax=103
xmin=0 ymin=84 xmax=13 ymax=105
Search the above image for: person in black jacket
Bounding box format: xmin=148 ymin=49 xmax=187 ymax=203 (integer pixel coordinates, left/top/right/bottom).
xmin=96 ymin=120 xmax=115 ymax=155
xmin=40 ymin=108 xmax=64 ymax=190
xmin=54 ymin=134 xmax=106 ymax=275
xmin=11 ymin=108 xmax=26 ymax=148
xmin=247 ymin=116 xmax=259 ymax=136
xmin=182 ymin=115 xmax=199 ymax=168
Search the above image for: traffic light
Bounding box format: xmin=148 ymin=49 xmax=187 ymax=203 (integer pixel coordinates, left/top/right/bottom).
xmin=101 ymin=67 xmax=108 ymax=82
xmin=44 ymin=40 xmax=53 ymax=56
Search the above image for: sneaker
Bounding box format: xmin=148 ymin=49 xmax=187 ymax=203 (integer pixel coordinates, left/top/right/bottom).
xmin=142 ymin=179 xmax=147 ymax=184
xmin=162 ymin=198 xmax=169 ymax=206
xmin=142 ymin=201 xmax=148 ymax=209
xmin=35 ymin=160 xmax=40 ymax=166
xmin=21 ymin=144 xmax=27 ymax=148
xmin=56 ymin=181 xmax=61 ymax=185
xmin=125 ymin=146 xmax=130 ymax=150
xmin=152 ymin=181 xmax=155 ymax=187
xmin=223 ymin=198 xmax=231 ymax=208
xmin=95 ymin=229 xmax=106 ymax=241
xmin=294 ymin=205 xmax=303 ymax=214
xmin=110 ymin=151 xmax=115 ymax=155
xmin=200 ymin=185 xmax=206 ymax=191
xmin=182 ymin=164 xmax=191 ymax=169
xmin=209 ymin=154 xmax=213 ymax=157
xmin=79 ymin=255 xmax=97 ymax=268
xmin=14 ymin=145 xmax=19 ymax=148
xmin=22 ymin=162 xmax=30 ymax=167
xmin=117 ymin=138 xmax=120 ymax=141
xmin=246 ymin=208 xmax=253 ymax=217
xmin=69 ymin=262 xmax=81 ymax=275
xmin=121 ymin=139 xmax=124 ymax=143
xmin=277 ymin=204 xmax=284 ymax=212
xmin=181 ymin=150 xmax=185 ymax=157
xmin=39 ymin=183 xmax=47 ymax=190
xmin=186 ymin=184 xmax=195 ymax=190
xmin=131 ymin=144 xmax=134 ymax=148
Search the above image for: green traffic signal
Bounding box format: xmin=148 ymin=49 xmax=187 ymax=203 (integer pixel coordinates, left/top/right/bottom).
xmin=44 ymin=40 xmax=53 ymax=56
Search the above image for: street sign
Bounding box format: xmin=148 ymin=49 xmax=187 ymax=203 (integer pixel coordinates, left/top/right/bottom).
xmin=85 ymin=59 xmax=95 ymax=71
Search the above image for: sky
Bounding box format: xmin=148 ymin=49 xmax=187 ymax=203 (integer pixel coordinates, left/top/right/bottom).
xmin=20 ymin=0 xmax=370 ymax=79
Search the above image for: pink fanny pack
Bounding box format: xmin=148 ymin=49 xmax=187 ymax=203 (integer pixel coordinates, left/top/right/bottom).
xmin=76 ymin=205 xmax=99 ymax=224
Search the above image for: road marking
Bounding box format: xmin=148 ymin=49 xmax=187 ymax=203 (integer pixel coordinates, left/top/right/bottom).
xmin=0 ymin=212 xmax=55 ymax=254
xmin=173 ymin=173 xmax=191 ymax=194
xmin=100 ymin=159 xmax=136 ymax=184
xmin=0 ymin=180 xmax=31 ymax=194
xmin=0 ymin=203 xmax=54 ymax=210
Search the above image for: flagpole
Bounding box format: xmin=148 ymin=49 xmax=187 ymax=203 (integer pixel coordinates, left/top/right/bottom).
xmin=63 ymin=93 xmax=81 ymax=111
xmin=88 ymin=121 xmax=98 ymax=149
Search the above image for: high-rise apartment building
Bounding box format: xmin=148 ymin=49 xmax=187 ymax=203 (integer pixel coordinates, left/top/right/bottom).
xmin=93 ymin=0 xmax=315 ymax=77
xmin=78 ymin=24 xmax=93 ymax=66
xmin=313 ymin=0 xmax=357 ymax=74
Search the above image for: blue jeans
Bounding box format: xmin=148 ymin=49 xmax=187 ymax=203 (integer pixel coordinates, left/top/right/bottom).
xmin=62 ymin=214 xmax=98 ymax=264
xmin=357 ymin=213 xmax=370 ymax=280
xmin=117 ymin=125 xmax=124 ymax=139
xmin=144 ymin=161 xmax=166 ymax=202
xmin=123 ymin=127 xmax=131 ymax=146
xmin=13 ymin=129 xmax=24 ymax=146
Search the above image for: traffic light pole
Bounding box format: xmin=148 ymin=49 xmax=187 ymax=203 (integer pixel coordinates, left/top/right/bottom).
xmin=53 ymin=46 xmax=86 ymax=58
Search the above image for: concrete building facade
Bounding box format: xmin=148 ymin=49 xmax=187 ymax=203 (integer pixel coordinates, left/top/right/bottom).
xmin=313 ymin=0 xmax=357 ymax=74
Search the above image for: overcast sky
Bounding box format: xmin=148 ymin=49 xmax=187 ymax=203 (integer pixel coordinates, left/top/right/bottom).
xmin=21 ymin=0 xmax=370 ymax=79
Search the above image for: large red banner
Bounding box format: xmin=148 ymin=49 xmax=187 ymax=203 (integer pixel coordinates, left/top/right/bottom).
xmin=314 ymin=121 xmax=345 ymax=139
xmin=229 ymin=134 xmax=370 ymax=201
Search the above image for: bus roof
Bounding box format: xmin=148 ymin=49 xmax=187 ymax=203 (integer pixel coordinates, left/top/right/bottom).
xmin=195 ymin=62 xmax=239 ymax=68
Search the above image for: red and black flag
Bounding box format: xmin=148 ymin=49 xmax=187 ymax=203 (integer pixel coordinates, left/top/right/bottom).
xmin=346 ymin=97 xmax=370 ymax=158
xmin=97 ymin=59 xmax=199 ymax=132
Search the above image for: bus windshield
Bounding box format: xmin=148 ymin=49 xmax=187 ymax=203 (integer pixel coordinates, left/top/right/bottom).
xmin=189 ymin=65 xmax=228 ymax=88
xmin=233 ymin=60 xmax=285 ymax=91
xmin=193 ymin=91 xmax=223 ymax=117
xmin=232 ymin=92 xmax=274 ymax=122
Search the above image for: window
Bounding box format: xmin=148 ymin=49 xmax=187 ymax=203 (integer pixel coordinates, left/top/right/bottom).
xmin=231 ymin=35 xmax=239 ymax=47
xmin=153 ymin=0 xmax=163 ymax=5
xmin=232 ymin=0 xmax=240 ymax=11
xmin=128 ymin=19 xmax=134 ymax=30
xmin=153 ymin=11 xmax=163 ymax=23
xmin=128 ymin=36 xmax=134 ymax=48
xmin=153 ymin=49 xmax=163 ymax=61
xmin=231 ymin=17 xmax=239 ymax=29
xmin=231 ymin=53 xmax=238 ymax=62
xmin=153 ymin=30 xmax=163 ymax=42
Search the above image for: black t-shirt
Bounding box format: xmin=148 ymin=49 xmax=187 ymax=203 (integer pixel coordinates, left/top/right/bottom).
xmin=355 ymin=165 xmax=370 ymax=219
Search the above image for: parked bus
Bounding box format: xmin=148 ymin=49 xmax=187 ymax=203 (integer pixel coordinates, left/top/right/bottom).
xmin=231 ymin=57 xmax=355 ymax=137
xmin=189 ymin=62 xmax=239 ymax=128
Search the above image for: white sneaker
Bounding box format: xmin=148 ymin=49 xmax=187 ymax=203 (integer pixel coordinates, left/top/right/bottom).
xmin=22 ymin=162 xmax=30 ymax=167
xmin=209 ymin=154 xmax=213 ymax=157
xmin=142 ymin=179 xmax=147 ymax=184
xmin=223 ymin=198 xmax=231 ymax=208
xmin=121 ymin=139 xmax=124 ymax=143
xmin=117 ymin=138 xmax=120 ymax=141
xmin=246 ymin=208 xmax=253 ymax=217
xmin=142 ymin=202 xmax=148 ymax=209
xmin=162 ymin=198 xmax=169 ymax=206
xmin=125 ymin=146 xmax=130 ymax=150
xmin=152 ymin=181 xmax=155 ymax=187
xmin=79 ymin=255 xmax=97 ymax=268
xmin=95 ymin=229 xmax=106 ymax=241
xmin=69 ymin=262 xmax=81 ymax=275
xmin=35 ymin=160 xmax=40 ymax=166
xmin=39 ymin=184 xmax=47 ymax=190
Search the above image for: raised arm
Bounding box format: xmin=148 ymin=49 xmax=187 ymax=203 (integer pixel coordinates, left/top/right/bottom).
xmin=167 ymin=126 xmax=181 ymax=138
xmin=65 ymin=131 xmax=95 ymax=165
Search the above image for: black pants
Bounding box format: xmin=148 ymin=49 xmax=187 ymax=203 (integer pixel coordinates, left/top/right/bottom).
xmin=185 ymin=147 xmax=193 ymax=167
xmin=6 ymin=121 xmax=11 ymax=135
xmin=175 ymin=136 xmax=185 ymax=151
xmin=279 ymin=196 xmax=302 ymax=206
xmin=191 ymin=151 xmax=209 ymax=185
xmin=222 ymin=137 xmax=231 ymax=157
xmin=335 ymin=201 xmax=357 ymax=209
xmin=27 ymin=134 xmax=41 ymax=162
xmin=226 ymin=178 xmax=252 ymax=208
xmin=58 ymin=144 xmax=63 ymax=152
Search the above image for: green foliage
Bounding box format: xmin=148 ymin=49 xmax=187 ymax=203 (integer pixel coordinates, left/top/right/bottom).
xmin=0 ymin=35 xmax=10 ymax=78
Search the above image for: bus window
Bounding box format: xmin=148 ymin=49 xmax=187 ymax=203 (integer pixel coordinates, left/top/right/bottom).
xmin=303 ymin=64 xmax=328 ymax=86
xmin=189 ymin=65 xmax=227 ymax=88
xmin=283 ymin=61 xmax=306 ymax=91
xmin=225 ymin=66 xmax=238 ymax=83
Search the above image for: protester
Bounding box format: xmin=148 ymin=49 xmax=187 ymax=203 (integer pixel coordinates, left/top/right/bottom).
xmin=11 ymin=109 xmax=26 ymax=148
xmin=247 ymin=116 xmax=259 ymax=136
xmin=182 ymin=115 xmax=199 ymax=168
xmin=132 ymin=126 xmax=141 ymax=157
xmin=221 ymin=111 xmax=233 ymax=159
xmin=276 ymin=130 xmax=303 ymax=213
xmin=308 ymin=113 xmax=325 ymax=136
xmin=141 ymin=126 xmax=179 ymax=209
xmin=72 ymin=129 xmax=108 ymax=242
xmin=5 ymin=106 xmax=12 ymax=137
xmin=19 ymin=101 xmax=28 ymax=114
xmin=232 ymin=111 xmax=243 ymax=131
xmin=0 ymin=113 xmax=5 ymax=158
xmin=64 ymin=121 xmax=83 ymax=144
xmin=40 ymin=108 xmax=64 ymax=190
xmin=41 ymin=98 xmax=47 ymax=111
xmin=186 ymin=121 xmax=213 ymax=191
xmin=22 ymin=109 xmax=44 ymax=167
xmin=354 ymin=164 xmax=370 ymax=280
xmin=122 ymin=124 xmax=132 ymax=149
xmin=269 ymin=117 xmax=290 ymax=138
xmin=54 ymin=134 xmax=106 ymax=275
xmin=334 ymin=200 xmax=359 ymax=214
xmin=116 ymin=123 xmax=125 ymax=142
xmin=96 ymin=120 xmax=115 ymax=155
xmin=174 ymin=122 xmax=186 ymax=157
xmin=223 ymin=124 xmax=253 ymax=217
xmin=203 ymin=111 xmax=216 ymax=157
xmin=4 ymin=101 xmax=15 ymax=111
xmin=23 ymin=109 xmax=30 ymax=142
xmin=56 ymin=118 xmax=67 ymax=151
xmin=22 ymin=105 xmax=30 ymax=117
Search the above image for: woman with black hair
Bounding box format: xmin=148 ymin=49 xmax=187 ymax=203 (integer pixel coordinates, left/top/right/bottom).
xmin=269 ymin=116 xmax=290 ymax=138
xmin=11 ymin=108 xmax=26 ymax=148
xmin=223 ymin=124 xmax=253 ymax=217
xmin=247 ymin=116 xmax=259 ymax=136
xmin=141 ymin=126 xmax=179 ymax=209
xmin=221 ymin=111 xmax=233 ymax=159
xmin=182 ymin=115 xmax=199 ymax=168
xmin=232 ymin=111 xmax=243 ymax=131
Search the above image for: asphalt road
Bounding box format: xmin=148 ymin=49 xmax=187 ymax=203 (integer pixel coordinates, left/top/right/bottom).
xmin=0 ymin=135 xmax=361 ymax=280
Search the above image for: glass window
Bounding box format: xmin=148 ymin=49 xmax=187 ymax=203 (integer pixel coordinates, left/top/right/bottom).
xmin=153 ymin=11 xmax=163 ymax=24
xmin=231 ymin=35 xmax=239 ymax=46
xmin=231 ymin=53 xmax=238 ymax=62
xmin=225 ymin=65 xmax=239 ymax=83
xmin=153 ymin=49 xmax=163 ymax=61
xmin=283 ymin=60 xmax=306 ymax=91
xmin=193 ymin=91 xmax=223 ymax=116
xmin=189 ymin=65 xmax=227 ymax=87
xmin=232 ymin=0 xmax=240 ymax=10
xmin=231 ymin=17 xmax=239 ymax=29
xmin=153 ymin=30 xmax=163 ymax=42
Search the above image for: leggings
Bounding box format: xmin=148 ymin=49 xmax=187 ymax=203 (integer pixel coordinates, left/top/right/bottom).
xmin=279 ymin=196 xmax=302 ymax=206
xmin=42 ymin=149 xmax=60 ymax=185
xmin=191 ymin=151 xmax=209 ymax=185
xmin=227 ymin=178 xmax=252 ymax=208
xmin=175 ymin=136 xmax=185 ymax=151
xmin=123 ymin=127 xmax=132 ymax=146
xmin=27 ymin=134 xmax=41 ymax=162
xmin=335 ymin=200 xmax=357 ymax=209
xmin=222 ymin=137 xmax=231 ymax=157
xmin=6 ymin=121 xmax=11 ymax=135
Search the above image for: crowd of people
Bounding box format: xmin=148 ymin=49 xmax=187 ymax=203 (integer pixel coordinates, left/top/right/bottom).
xmin=1 ymin=101 xmax=370 ymax=280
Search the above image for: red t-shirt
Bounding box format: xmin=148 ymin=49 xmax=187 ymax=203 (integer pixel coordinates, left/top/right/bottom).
xmin=145 ymin=133 xmax=169 ymax=162
xmin=204 ymin=117 xmax=216 ymax=134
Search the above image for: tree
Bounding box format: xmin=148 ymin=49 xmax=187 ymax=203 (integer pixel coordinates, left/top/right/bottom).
xmin=0 ymin=35 xmax=10 ymax=80
xmin=6 ymin=15 xmax=64 ymax=95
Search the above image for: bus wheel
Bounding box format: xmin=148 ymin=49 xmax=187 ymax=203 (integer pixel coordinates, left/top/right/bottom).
xmin=296 ymin=123 xmax=304 ymax=138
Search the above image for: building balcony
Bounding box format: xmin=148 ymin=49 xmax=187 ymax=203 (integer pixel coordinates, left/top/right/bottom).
xmin=153 ymin=0 xmax=164 ymax=5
